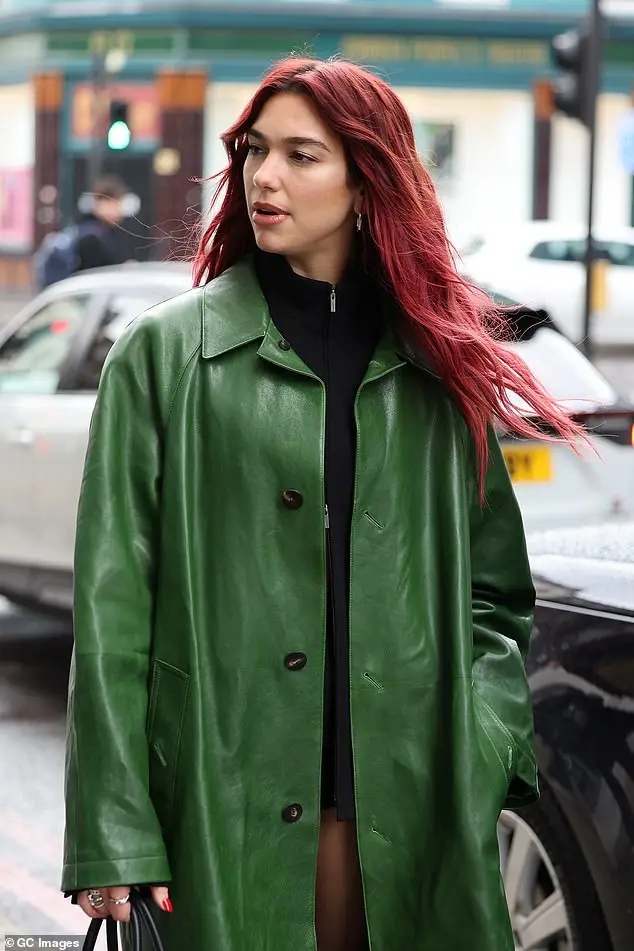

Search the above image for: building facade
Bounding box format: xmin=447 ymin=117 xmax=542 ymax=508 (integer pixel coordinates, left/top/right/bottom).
xmin=0 ymin=0 xmax=633 ymax=289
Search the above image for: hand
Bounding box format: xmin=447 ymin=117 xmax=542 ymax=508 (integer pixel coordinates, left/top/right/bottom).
xmin=77 ymin=884 xmax=172 ymax=922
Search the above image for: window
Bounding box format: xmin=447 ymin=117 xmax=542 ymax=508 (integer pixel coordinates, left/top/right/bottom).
xmin=76 ymin=292 xmax=161 ymax=391
xmin=530 ymin=240 xmax=579 ymax=262
xmin=597 ymin=241 xmax=634 ymax=267
xmin=530 ymin=238 xmax=634 ymax=266
xmin=0 ymin=295 xmax=91 ymax=395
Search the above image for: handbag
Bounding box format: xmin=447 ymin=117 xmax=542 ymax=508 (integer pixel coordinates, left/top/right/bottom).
xmin=81 ymin=887 xmax=165 ymax=951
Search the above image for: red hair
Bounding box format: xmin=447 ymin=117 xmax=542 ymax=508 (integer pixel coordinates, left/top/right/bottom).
xmin=193 ymin=57 xmax=585 ymax=498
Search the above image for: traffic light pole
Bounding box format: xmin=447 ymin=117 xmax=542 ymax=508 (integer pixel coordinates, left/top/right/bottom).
xmin=582 ymin=0 xmax=604 ymax=359
xmin=87 ymin=51 xmax=107 ymax=191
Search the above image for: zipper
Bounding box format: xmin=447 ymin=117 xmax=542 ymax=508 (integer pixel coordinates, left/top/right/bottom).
xmin=325 ymin=284 xmax=339 ymax=807
xmin=324 ymin=500 xmax=338 ymax=806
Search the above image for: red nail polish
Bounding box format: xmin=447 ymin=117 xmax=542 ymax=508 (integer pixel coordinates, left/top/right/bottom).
xmin=162 ymin=898 xmax=173 ymax=913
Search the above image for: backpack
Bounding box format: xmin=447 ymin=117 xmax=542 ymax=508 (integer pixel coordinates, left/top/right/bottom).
xmin=33 ymin=220 xmax=105 ymax=289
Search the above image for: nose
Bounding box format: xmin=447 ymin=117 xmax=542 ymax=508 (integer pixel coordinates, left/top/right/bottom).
xmin=252 ymin=152 xmax=282 ymax=191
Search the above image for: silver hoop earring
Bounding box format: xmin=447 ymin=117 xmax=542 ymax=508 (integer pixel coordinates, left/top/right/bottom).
xmin=356 ymin=212 xmax=362 ymax=232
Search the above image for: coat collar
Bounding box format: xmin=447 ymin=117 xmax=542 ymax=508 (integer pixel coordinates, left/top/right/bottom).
xmin=201 ymin=258 xmax=269 ymax=359
xmin=200 ymin=255 xmax=440 ymax=381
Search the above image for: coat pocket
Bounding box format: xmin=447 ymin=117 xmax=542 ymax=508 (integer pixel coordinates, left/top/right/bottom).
xmin=146 ymin=658 xmax=190 ymax=835
xmin=472 ymin=686 xmax=516 ymax=789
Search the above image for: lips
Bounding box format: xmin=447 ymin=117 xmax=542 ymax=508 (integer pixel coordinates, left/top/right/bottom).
xmin=253 ymin=202 xmax=288 ymax=216
xmin=251 ymin=202 xmax=290 ymax=228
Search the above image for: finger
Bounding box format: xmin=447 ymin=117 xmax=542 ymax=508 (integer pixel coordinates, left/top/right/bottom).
xmin=106 ymin=886 xmax=132 ymax=923
xmin=149 ymin=885 xmax=172 ymax=913
xmin=77 ymin=889 xmax=109 ymax=919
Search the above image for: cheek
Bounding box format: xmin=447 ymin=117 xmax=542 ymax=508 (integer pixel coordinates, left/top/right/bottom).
xmin=296 ymin=169 xmax=353 ymax=223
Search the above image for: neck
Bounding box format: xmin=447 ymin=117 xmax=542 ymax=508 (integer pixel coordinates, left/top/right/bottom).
xmin=283 ymin=243 xmax=354 ymax=286
xmin=254 ymin=247 xmax=379 ymax=333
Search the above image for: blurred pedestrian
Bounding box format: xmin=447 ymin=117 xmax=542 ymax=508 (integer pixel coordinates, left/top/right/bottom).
xmin=34 ymin=174 xmax=129 ymax=288
xmin=74 ymin=174 xmax=129 ymax=272
xmin=61 ymin=58 xmax=585 ymax=951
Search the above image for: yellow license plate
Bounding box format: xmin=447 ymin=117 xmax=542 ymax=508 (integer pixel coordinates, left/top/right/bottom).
xmin=502 ymin=445 xmax=553 ymax=483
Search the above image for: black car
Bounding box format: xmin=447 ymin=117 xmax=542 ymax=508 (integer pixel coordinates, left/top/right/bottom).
xmin=506 ymin=521 xmax=634 ymax=950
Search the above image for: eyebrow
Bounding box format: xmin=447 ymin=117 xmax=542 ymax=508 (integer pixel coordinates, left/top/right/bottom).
xmin=248 ymin=127 xmax=331 ymax=153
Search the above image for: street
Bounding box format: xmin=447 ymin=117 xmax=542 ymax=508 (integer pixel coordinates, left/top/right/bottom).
xmin=0 ymin=599 xmax=91 ymax=939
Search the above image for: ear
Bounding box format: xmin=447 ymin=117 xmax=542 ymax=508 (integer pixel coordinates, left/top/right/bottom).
xmin=353 ymin=184 xmax=365 ymax=216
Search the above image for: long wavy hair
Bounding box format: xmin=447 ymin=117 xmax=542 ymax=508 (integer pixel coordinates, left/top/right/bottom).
xmin=193 ymin=57 xmax=585 ymax=498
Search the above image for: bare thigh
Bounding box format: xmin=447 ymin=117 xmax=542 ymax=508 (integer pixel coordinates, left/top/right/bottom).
xmin=315 ymin=807 xmax=368 ymax=951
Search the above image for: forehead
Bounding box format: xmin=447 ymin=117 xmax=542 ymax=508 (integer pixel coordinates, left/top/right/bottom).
xmin=251 ymin=92 xmax=338 ymax=146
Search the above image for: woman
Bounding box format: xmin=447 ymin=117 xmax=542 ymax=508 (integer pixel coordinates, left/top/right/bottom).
xmin=61 ymin=58 xmax=583 ymax=950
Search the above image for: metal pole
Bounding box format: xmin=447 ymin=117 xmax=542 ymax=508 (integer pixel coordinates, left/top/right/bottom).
xmin=87 ymin=52 xmax=107 ymax=193
xmin=582 ymin=0 xmax=603 ymax=359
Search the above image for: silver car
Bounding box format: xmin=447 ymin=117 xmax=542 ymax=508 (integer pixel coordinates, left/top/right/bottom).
xmin=0 ymin=263 xmax=192 ymax=615
xmin=0 ymin=263 xmax=632 ymax=617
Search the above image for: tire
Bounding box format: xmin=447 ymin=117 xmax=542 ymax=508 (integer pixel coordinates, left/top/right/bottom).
xmin=499 ymin=786 xmax=612 ymax=950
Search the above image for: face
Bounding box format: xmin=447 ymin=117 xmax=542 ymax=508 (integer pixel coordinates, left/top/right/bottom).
xmin=243 ymin=92 xmax=363 ymax=284
xmin=94 ymin=196 xmax=124 ymax=225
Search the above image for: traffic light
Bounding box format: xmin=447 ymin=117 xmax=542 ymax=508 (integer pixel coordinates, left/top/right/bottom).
xmin=107 ymin=100 xmax=131 ymax=150
xmin=550 ymin=27 xmax=591 ymax=127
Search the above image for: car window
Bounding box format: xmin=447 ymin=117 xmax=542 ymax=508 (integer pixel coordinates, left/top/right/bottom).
xmin=76 ymin=292 xmax=163 ymax=391
xmin=0 ymin=295 xmax=91 ymax=395
xmin=530 ymin=238 xmax=632 ymax=266
xmin=596 ymin=241 xmax=634 ymax=266
xmin=529 ymin=240 xmax=579 ymax=262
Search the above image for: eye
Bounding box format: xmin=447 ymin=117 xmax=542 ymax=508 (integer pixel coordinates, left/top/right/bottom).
xmin=290 ymin=152 xmax=316 ymax=165
xmin=247 ymin=143 xmax=264 ymax=156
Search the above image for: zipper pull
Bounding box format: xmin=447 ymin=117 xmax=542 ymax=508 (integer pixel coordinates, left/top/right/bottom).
xmin=330 ymin=287 xmax=336 ymax=313
xmin=325 ymin=504 xmax=330 ymax=529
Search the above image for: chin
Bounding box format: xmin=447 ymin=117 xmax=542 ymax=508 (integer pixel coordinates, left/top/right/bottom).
xmin=253 ymin=232 xmax=290 ymax=255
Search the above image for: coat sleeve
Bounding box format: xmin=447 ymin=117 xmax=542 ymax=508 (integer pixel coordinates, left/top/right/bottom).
xmin=61 ymin=317 xmax=172 ymax=892
xmin=468 ymin=424 xmax=540 ymax=810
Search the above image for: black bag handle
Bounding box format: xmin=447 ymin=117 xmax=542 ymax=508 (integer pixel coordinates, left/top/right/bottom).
xmin=81 ymin=888 xmax=165 ymax=951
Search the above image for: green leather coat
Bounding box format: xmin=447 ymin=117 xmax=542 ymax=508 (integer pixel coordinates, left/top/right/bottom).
xmin=61 ymin=256 xmax=539 ymax=950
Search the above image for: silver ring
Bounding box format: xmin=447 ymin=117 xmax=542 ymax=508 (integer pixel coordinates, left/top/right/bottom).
xmin=109 ymin=894 xmax=130 ymax=905
xmin=87 ymin=889 xmax=105 ymax=909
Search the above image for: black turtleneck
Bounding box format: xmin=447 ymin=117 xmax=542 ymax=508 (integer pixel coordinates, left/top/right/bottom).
xmin=254 ymin=248 xmax=383 ymax=821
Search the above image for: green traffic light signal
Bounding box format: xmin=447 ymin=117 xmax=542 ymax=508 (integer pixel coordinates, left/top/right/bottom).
xmin=107 ymin=100 xmax=131 ymax=150
xmin=108 ymin=120 xmax=131 ymax=150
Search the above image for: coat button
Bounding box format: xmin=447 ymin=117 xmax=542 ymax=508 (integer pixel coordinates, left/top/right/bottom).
xmin=279 ymin=338 xmax=291 ymax=351
xmin=282 ymin=803 xmax=303 ymax=823
xmin=281 ymin=489 xmax=303 ymax=510
xmin=285 ymin=652 xmax=307 ymax=671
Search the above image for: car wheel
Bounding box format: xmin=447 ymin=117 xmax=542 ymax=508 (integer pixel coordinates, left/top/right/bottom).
xmin=499 ymin=788 xmax=612 ymax=950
